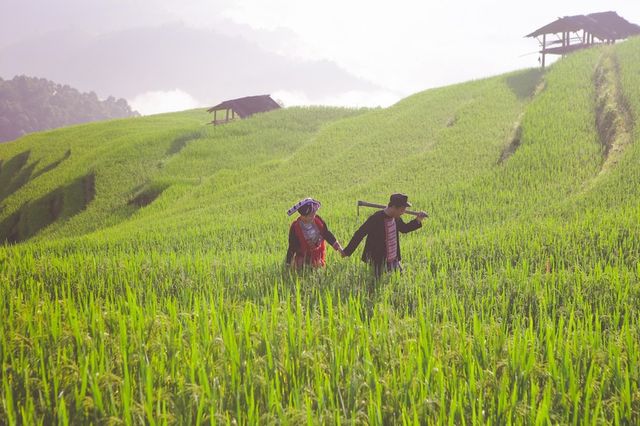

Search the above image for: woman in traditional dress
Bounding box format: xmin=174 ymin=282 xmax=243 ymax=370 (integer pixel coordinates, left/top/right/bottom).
xmin=285 ymin=198 xmax=344 ymax=269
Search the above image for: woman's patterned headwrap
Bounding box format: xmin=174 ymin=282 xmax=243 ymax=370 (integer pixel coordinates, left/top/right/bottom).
xmin=287 ymin=198 xmax=321 ymax=216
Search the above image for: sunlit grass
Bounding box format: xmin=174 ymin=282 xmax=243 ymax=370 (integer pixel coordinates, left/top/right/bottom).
xmin=1 ymin=39 xmax=640 ymax=424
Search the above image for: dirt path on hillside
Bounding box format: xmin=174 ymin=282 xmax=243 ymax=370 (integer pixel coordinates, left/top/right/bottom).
xmin=498 ymin=79 xmax=546 ymax=165
xmin=594 ymin=50 xmax=634 ymax=173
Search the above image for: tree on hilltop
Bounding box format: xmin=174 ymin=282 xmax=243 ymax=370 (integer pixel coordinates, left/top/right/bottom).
xmin=0 ymin=75 xmax=139 ymax=142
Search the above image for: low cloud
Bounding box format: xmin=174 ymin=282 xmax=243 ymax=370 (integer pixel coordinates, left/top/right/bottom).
xmin=272 ymin=89 xmax=401 ymax=108
xmin=128 ymin=88 xmax=402 ymax=116
xmin=129 ymin=89 xmax=202 ymax=115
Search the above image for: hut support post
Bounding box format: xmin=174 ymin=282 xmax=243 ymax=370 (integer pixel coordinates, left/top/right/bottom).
xmin=213 ymin=110 xmax=217 ymax=125
xmin=541 ymin=34 xmax=546 ymax=68
xmin=225 ymin=108 xmax=229 ymax=123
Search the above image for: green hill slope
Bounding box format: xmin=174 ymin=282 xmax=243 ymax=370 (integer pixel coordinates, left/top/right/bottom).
xmin=1 ymin=39 xmax=639 ymax=423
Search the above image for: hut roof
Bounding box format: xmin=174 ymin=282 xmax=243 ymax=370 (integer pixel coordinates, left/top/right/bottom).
xmin=526 ymin=11 xmax=640 ymax=40
xmin=207 ymin=95 xmax=280 ymax=118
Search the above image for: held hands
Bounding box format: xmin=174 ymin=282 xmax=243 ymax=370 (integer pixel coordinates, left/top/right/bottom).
xmin=334 ymin=242 xmax=348 ymax=258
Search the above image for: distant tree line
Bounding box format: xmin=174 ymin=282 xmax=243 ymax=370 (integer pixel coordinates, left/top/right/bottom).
xmin=0 ymin=75 xmax=139 ymax=143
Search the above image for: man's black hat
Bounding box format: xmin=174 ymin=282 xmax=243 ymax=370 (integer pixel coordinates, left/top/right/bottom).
xmin=388 ymin=193 xmax=412 ymax=208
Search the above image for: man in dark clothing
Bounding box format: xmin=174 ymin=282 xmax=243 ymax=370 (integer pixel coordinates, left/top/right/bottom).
xmin=342 ymin=193 xmax=427 ymax=276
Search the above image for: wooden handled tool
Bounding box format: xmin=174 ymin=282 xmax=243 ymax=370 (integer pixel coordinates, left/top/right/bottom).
xmin=357 ymin=200 xmax=428 ymax=217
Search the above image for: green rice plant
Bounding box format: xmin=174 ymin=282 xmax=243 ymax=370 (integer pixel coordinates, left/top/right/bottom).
xmin=1 ymin=38 xmax=640 ymax=424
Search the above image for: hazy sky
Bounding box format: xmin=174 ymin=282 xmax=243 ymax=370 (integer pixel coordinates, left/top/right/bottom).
xmin=3 ymin=0 xmax=639 ymax=113
xmin=202 ymin=0 xmax=640 ymax=92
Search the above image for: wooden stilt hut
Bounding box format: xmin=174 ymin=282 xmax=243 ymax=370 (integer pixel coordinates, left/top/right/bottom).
xmin=526 ymin=11 xmax=640 ymax=68
xmin=207 ymin=95 xmax=281 ymax=125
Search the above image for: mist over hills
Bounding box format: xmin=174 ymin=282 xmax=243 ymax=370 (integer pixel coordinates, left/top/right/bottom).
xmin=0 ymin=24 xmax=380 ymax=111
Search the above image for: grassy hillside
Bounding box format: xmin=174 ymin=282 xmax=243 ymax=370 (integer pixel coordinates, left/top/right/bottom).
xmin=1 ymin=38 xmax=640 ymax=424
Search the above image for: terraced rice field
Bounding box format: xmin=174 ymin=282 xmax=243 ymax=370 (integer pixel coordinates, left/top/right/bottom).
xmin=1 ymin=39 xmax=640 ymax=424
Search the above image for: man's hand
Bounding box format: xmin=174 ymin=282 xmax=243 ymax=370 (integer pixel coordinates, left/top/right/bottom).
xmin=415 ymin=211 xmax=428 ymax=222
